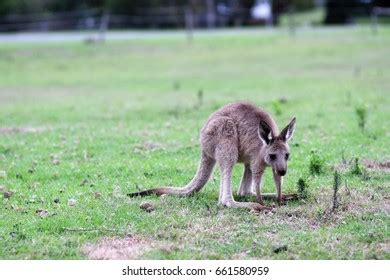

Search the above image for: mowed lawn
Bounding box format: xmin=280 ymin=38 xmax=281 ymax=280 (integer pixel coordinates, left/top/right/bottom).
xmin=0 ymin=27 xmax=389 ymax=259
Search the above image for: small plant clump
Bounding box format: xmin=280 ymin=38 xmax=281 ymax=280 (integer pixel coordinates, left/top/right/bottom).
xmin=194 ymin=89 xmax=204 ymax=109
xmin=309 ymin=150 xmax=325 ymax=176
xmin=297 ymin=177 xmax=309 ymax=200
xmin=355 ymin=105 xmax=367 ymax=133
xmin=351 ymin=157 xmax=363 ymax=175
xmin=197 ymin=89 xmax=203 ymax=107
xmin=350 ymin=158 xmax=370 ymax=180
xmin=362 ymin=169 xmax=370 ymax=181
xmin=271 ymin=100 xmax=282 ymax=116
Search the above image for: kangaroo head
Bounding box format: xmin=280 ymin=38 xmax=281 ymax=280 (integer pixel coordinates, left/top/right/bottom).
xmin=259 ymin=118 xmax=296 ymax=176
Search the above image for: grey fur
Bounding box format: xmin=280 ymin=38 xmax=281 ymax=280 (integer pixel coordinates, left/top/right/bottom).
xmin=128 ymin=102 xmax=296 ymax=211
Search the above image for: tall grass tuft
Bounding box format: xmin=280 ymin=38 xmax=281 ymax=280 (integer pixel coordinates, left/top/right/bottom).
xmin=332 ymin=171 xmax=341 ymax=212
xmin=309 ymin=150 xmax=325 ymax=176
xmin=297 ymin=177 xmax=309 ymax=200
xmin=355 ymin=105 xmax=367 ymax=133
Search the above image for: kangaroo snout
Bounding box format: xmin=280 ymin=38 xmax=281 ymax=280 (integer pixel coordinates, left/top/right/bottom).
xmin=277 ymin=169 xmax=287 ymax=176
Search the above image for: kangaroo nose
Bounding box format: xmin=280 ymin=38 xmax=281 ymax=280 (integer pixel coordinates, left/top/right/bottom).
xmin=278 ymin=170 xmax=286 ymax=176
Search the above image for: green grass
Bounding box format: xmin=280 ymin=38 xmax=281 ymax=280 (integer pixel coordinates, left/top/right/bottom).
xmin=0 ymin=27 xmax=389 ymax=259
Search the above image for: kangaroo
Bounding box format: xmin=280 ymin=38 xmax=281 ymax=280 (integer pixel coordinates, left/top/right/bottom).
xmin=128 ymin=102 xmax=296 ymax=211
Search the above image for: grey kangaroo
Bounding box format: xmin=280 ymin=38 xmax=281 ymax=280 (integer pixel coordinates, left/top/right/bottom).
xmin=128 ymin=102 xmax=296 ymax=211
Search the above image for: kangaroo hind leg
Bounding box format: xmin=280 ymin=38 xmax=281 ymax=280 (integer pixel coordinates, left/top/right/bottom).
xmin=237 ymin=164 xmax=253 ymax=196
xmin=216 ymin=143 xmax=269 ymax=212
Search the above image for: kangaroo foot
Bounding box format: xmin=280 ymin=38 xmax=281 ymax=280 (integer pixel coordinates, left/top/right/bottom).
xmin=220 ymin=200 xmax=273 ymax=212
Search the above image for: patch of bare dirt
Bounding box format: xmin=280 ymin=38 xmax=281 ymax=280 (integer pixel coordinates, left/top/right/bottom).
xmin=0 ymin=127 xmax=47 ymax=134
xmin=247 ymin=185 xmax=388 ymax=232
xmin=334 ymin=158 xmax=390 ymax=173
xmin=377 ymin=240 xmax=390 ymax=255
xmin=81 ymin=235 xmax=154 ymax=260
xmin=133 ymin=141 xmax=164 ymax=153
xmin=362 ymin=159 xmax=390 ymax=172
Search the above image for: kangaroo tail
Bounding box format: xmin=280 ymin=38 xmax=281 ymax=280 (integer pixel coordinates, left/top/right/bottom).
xmin=127 ymin=187 xmax=188 ymax=197
xmin=127 ymin=152 xmax=215 ymax=197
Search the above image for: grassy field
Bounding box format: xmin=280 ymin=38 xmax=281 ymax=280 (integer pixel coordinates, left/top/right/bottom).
xmin=0 ymin=27 xmax=389 ymax=260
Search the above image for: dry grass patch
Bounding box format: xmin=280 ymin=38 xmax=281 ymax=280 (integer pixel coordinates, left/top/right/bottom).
xmin=362 ymin=159 xmax=390 ymax=173
xmin=0 ymin=126 xmax=47 ymax=134
xmin=133 ymin=140 xmax=164 ymax=153
xmin=81 ymin=235 xmax=156 ymax=260
xmin=334 ymin=158 xmax=390 ymax=173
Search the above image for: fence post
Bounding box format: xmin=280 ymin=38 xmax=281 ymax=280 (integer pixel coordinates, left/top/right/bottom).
xmin=288 ymin=5 xmax=296 ymax=36
xmin=206 ymin=0 xmax=216 ymax=28
xmin=371 ymin=7 xmax=378 ymax=35
xmin=99 ymin=9 xmax=110 ymax=42
xmin=185 ymin=7 xmax=194 ymax=43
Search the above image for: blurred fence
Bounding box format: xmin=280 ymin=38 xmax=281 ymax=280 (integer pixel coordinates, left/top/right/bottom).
xmin=0 ymin=8 xmax=106 ymax=32
xmin=0 ymin=6 xmax=262 ymax=33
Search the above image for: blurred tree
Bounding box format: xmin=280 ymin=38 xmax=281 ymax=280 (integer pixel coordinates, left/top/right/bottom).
xmin=0 ymin=0 xmax=48 ymax=15
xmin=290 ymin=0 xmax=315 ymax=11
xmin=48 ymin=1 xmax=106 ymax=12
xmin=324 ymin=0 xmax=375 ymax=24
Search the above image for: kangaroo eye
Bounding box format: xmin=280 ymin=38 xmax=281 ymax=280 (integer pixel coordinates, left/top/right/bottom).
xmin=285 ymin=153 xmax=290 ymax=160
xmin=269 ymin=154 xmax=277 ymax=161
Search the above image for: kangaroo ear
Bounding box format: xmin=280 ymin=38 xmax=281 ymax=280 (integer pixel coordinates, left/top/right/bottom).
xmin=280 ymin=117 xmax=296 ymax=142
xmin=258 ymin=120 xmax=274 ymax=145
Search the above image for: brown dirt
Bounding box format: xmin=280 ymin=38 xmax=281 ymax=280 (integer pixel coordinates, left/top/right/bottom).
xmin=334 ymin=159 xmax=390 ymax=173
xmin=133 ymin=141 xmax=163 ymax=153
xmin=81 ymin=235 xmax=154 ymax=260
xmin=362 ymin=159 xmax=390 ymax=172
